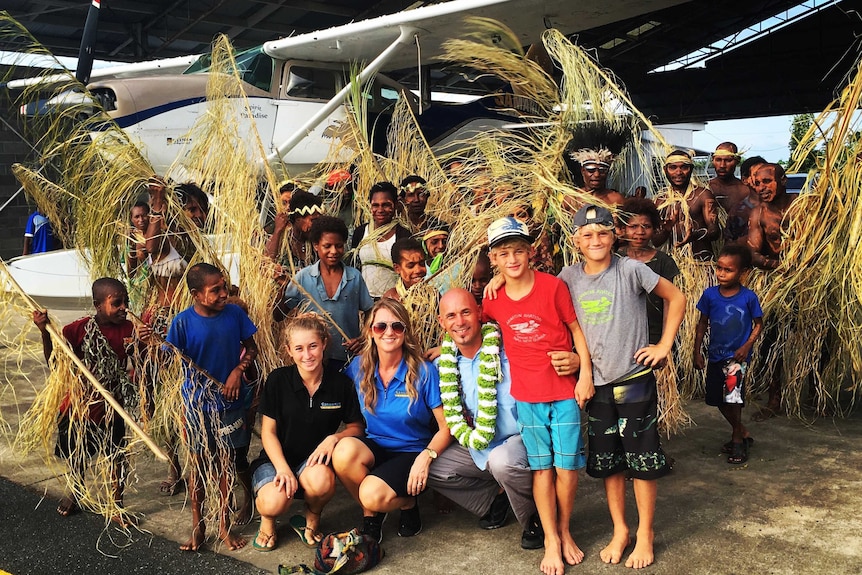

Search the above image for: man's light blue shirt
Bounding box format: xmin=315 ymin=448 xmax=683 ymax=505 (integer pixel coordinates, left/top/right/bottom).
xmin=283 ymin=261 xmax=373 ymax=362
xmin=436 ymin=346 xmax=519 ymax=470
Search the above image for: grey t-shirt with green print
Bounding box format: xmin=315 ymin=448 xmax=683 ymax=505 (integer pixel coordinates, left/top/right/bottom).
xmin=557 ymin=255 xmax=660 ymax=387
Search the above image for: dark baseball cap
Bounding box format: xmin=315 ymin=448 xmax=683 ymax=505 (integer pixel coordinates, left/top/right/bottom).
xmin=573 ymin=204 xmax=614 ymax=229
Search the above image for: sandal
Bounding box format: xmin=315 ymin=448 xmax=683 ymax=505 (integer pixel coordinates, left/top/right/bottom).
xmin=289 ymin=514 xmax=322 ymax=547
xmin=721 ymin=437 xmax=754 ymax=454
xmin=253 ymin=529 xmax=278 ymax=552
xmin=727 ymin=441 xmax=749 ymax=464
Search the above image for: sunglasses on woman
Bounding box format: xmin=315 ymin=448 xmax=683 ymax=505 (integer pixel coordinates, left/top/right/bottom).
xmin=371 ymin=321 xmax=407 ymax=335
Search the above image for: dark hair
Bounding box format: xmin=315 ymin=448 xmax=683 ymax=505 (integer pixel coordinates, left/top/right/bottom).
xmin=368 ymin=181 xmax=398 ymax=204
xmin=132 ymin=200 xmax=149 ymax=212
xmin=177 ymin=182 xmax=209 ymax=214
xmin=186 ymin=262 xmax=223 ymax=291
xmin=622 ymin=197 xmax=661 ymax=229
xmin=740 ymin=155 xmax=767 ymax=178
xmin=309 ymin=215 xmax=348 ymax=244
xmin=279 ymin=180 xmax=301 ymax=194
xmin=391 ymin=238 xmax=424 ymax=265
xmin=716 ymin=141 xmax=738 ymax=154
xmin=719 ymin=244 xmax=753 ymax=270
xmin=92 ymin=277 xmax=127 ymax=303
xmin=755 ymin=162 xmax=786 ymax=180
xmin=288 ymin=190 xmax=323 ymax=223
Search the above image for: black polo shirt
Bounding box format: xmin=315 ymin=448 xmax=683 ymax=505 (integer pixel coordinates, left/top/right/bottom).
xmin=250 ymin=364 xmax=364 ymax=472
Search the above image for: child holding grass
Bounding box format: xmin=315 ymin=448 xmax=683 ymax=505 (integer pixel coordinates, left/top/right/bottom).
xmin=164 ymin=262 xmax=258 ymax=551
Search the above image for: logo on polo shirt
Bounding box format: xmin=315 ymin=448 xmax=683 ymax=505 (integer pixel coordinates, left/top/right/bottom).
xmin=320 ymin=402 xmax=342 ymax=410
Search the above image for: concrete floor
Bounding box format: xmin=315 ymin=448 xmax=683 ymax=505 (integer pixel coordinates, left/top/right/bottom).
xmin=2 ymin=306 xmax=862 ymax=574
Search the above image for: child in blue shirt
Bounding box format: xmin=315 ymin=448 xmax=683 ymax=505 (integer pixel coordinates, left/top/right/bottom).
xmin=165 ymin=263 xmax=258 ymax=551
xmin=694 ymin=245 xmax=763 ymax=464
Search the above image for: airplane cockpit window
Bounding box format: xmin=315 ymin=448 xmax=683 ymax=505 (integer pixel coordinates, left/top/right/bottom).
xmin=185 ymin=46 xmax=273 ymax=92
xmin=285 ymin=67 xmax=338 ymax=100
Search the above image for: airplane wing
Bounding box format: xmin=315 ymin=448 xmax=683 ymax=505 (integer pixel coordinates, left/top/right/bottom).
xmin=5 ymin=54 xmax=200 ymax=90
xmin=263 ymin=0 xmax=687 ymax=69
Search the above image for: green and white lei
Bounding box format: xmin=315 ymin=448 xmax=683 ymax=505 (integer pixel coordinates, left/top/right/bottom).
xmin=438 ymin=323 xmax=501 ymax=451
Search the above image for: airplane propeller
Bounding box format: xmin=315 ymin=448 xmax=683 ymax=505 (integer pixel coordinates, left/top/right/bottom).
xmin=75 ymin=0 xmax=101 ymax=84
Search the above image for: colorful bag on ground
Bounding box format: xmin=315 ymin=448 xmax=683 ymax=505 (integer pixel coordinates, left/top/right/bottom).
xmin=314 ymin=528 xmax=383 ymax=574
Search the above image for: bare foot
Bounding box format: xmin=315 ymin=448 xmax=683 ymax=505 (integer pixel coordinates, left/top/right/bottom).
xmin=625 ymin=530 xmax=655 ymax=569
xmin=540 ymin=539 xmax=565 ymax=575
xmin=57 ymin=496 xmax=79 ymax=517
xmin=219 ymin=529 xmax=247 ymax=550
xmin=234 ymin=498 xmax=254 ymax=526
xmin=110 ymin=511 xmax=137 ymax=529
xmin=561 ymin=531 xmax=585 ymax=566
xmin=600 ymin=529 xmax=630 ymax=565
xmin=180 ymin=523 xmax=206 ymax=552
xmin=159 ymin=477 xmax=185 ymax=496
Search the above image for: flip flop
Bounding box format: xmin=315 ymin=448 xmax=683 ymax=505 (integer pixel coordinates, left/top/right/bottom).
xmin=727 ymin=441 xmax=749 ymax=464
xmin=253 ymin=529 xmax=278 ymax=552
xmin=289 ymin=514 xmax=322 ymax=547
xmin=721 ymin=437 xmax=754 ymax=454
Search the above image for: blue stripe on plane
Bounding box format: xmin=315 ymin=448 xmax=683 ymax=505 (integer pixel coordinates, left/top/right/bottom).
xmin=111 ymin=96 xmax=209 ymax=128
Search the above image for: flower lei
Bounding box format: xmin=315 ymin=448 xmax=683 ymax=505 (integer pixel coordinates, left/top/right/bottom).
xmin=438 ymin=323 xmax=501 ymax=450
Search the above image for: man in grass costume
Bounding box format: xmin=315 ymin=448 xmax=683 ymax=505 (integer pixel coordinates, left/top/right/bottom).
xmin=429 ymin=288 xmax=549 ymax=550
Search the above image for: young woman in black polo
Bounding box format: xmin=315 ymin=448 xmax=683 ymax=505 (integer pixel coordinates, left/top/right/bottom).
xmin=249 ymin=313 xmax=364 ymax=552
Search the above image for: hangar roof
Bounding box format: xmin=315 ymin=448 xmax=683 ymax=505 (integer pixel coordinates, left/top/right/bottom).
xmin=5 ymin=0 xmax=861 ymax=122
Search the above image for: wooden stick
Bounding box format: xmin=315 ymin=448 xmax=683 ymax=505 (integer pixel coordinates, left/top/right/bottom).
xmin=1 ymin=262 xmax=169 ymax=462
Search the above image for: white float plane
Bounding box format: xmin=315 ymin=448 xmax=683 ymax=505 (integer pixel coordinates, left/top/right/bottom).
xmin=5 ymin=0 xmax=686 ymax=301
xmin=10 ymin=0 xmax=685 ymax=174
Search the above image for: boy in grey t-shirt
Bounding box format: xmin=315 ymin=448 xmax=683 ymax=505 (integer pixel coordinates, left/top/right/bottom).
xmin=558 ymin=205 xmax=685 ymax=570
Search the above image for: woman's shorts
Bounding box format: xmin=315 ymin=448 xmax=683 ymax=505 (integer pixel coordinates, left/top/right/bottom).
xmin=361 ymin=437 xmax=421 ymax=498
xmin=251 ymin=459 xmax=308 ymax=496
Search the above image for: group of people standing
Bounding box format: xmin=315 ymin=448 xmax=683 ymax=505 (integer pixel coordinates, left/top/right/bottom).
xmin=29 ymin=140 xmax=792 ymax=575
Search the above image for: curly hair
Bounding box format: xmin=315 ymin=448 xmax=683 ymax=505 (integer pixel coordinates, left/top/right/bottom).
xmin=357 ymin=299 xmax=424 ymax=414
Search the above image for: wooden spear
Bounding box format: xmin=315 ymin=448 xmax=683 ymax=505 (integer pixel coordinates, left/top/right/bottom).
xmin=1 ymin=262 xmax=169 ymax=462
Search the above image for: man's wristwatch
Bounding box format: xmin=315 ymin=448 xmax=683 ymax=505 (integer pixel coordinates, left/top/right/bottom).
xmin=425 ymin=447 xmax=438 ymax=459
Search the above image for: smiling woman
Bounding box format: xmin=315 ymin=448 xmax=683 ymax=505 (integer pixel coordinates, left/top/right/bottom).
xmin=349 ymin=182 xmax=411 ymax=298
xmin=331 ymin=299 xmax=452 ymax=543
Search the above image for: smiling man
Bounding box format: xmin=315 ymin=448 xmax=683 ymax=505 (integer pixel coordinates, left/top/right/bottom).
xmin=653 ymin=149 xmax=721 ymax=261
xmin=427 ymin=288 xmax=544 ymax=550
xmin=746 ymin=163 xmax=795 ymax=423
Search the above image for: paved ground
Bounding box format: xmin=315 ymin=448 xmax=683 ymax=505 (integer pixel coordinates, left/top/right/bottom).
xmin=2 ymin=304 xmax=862 ymax=575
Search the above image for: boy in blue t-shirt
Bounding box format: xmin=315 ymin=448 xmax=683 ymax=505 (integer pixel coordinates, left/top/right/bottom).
xmin=165 ymin=263 xmax=258 ymax=551
xmin=694 ymin=245 xmax=763 ymax=465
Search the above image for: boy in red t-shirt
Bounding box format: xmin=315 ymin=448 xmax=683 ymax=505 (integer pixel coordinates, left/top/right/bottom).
xmin=33 ymin=278 xmax=135 ymax=527
xmin=482 ymin=217 xmax=593 ymax=575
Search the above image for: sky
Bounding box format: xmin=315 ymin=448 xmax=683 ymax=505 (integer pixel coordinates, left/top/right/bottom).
xmin=693 ymin=115 xmax=794 ymax=164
